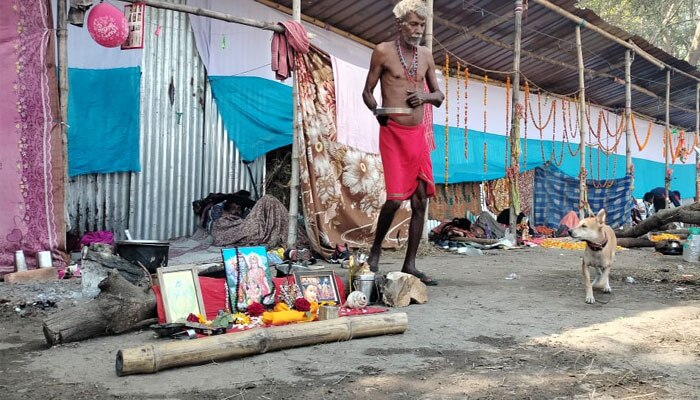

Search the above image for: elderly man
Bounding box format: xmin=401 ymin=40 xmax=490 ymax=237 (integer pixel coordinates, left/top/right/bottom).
xmin=362 ymin=0 xmax=444 ymax=285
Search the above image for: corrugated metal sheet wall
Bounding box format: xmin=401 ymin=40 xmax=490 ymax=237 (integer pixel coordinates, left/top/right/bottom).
xmin=67 ymin=0 xmax=265 ymax=241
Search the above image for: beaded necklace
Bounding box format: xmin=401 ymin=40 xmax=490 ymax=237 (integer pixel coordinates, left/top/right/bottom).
xmin=396 ymin=39 xmax=418 ymax=82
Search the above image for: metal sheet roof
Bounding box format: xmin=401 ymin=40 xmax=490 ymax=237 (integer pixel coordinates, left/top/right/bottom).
xmin=262 ymin=0 xmax=700 ymax=130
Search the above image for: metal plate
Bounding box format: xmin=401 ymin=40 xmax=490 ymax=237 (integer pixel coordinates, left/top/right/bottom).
xmin=374 ymin=107 xmax=412 ymax=116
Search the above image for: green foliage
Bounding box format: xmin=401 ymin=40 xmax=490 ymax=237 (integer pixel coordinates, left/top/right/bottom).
xmin=577 ymin=0 xmax=700 ymax=64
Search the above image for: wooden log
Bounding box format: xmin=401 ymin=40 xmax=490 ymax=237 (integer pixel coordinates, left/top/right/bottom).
xmin=42 ymin=270 xmax=156 ymax=346
xmin=116 ymin=312 xmax=408 ymax=376
xmin=617 ymin=237 xmax=655 ymax=248
xmin=617 ymin=202 xmax=700 ymax=238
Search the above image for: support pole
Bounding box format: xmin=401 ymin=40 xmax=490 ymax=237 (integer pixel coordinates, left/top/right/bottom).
xmin=696 ymin=83 xmax=700 ymax=202
xmin=576 ymin=25 xmax=588 ymax=219
xmin=625 ymin=51 xmax=633 ymax=187
xmin=287 ymin=0 xmax=301 ymax=248
xmin=57 ymin=0 xmax=69 ymax=231
xmin=422 ymin=0 xmax=434 ymax=241
xmin=120 ymin=0 xmax=284 ymax=32
xmin=508 ymin=0 xmax=524 ymax=231
xmin=665 ymin=70 xmax=671 ymax=208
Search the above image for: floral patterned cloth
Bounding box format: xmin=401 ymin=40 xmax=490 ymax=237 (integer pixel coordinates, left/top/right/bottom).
xmin=295 ymin=47 xmax=410 ymax=258
xmin=0 ymin=0 xmax=66 ymax=273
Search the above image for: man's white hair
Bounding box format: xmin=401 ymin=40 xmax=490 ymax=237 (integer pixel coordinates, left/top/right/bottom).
xmin=393 ymin=0 xmax=428 ymax=21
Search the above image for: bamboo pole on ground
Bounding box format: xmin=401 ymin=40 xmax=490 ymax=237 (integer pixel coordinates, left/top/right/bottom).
xmin=576 ymin=26 xmax=588 ymax=219
xmin=625 ymin=51 xmax=633 ymax=191
xmin=116 ymin=312 xmax=408 ymax=376
xmin=287 ymin=0 xmax=301 ymax=248
xmin=508 ymin=0 xmax=524 ymax=232
xmin=665 ymin=70 xmax=671 ymax=208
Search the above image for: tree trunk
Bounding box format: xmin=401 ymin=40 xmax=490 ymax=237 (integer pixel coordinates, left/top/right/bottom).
xmin=616 ymin=202 xmax=700 ymax=238
xmin=617 ymin=237 xmax=655 ymax=248
xmin=686 ymin=20 xmax=700 ymax=66
xmin=42 ymin=270 xmax=156 ymax=346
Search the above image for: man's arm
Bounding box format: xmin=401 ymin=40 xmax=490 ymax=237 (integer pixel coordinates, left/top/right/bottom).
xmin=363 ymin=47 xmax=384 ymax=112
xmin=423 ymin=47 xmax=444 ymax=107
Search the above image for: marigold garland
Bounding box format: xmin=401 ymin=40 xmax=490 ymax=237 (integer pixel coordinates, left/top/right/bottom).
xmin=464 ymin=66 xmax=469 ymax=159
xmin=483 ymin=74 xmax=488 ymax=172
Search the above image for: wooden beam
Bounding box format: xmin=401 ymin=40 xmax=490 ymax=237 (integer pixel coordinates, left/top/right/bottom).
xmin=116 ymin=313 xmax=409 ymax=375
xmin=256 ymin=0 xmax=376 ymax=49
xmin=508 ymin=0 xmax=524 ymax=231
xmin=576 ymin=25 xmax=588 ymax=219
xmin=532 ymin=0 xmax=665 ymax=70
xmin=120 ymin=0 xmax=284 ymax=32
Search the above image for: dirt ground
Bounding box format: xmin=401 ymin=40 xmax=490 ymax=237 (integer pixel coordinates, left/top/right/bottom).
xmin=1 ymin=244 xmax=700 ymax=400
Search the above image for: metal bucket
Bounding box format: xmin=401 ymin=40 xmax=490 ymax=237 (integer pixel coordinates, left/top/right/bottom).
xmin=353 ymin=274 xmax=378 ymax=304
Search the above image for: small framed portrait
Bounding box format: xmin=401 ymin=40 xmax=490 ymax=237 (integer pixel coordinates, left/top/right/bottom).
xmin=157 ymin=265 xmax=205 ymax=323
xmin=293 ymin=271 xmax=340 ymax=304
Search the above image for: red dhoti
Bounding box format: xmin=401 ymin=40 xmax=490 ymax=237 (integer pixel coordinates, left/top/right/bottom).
xmin=379 ymin=120 xmax=435 ymax=201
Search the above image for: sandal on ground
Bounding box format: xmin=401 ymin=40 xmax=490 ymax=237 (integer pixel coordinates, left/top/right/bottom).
xmin=413 ymin=271 xmax=438 ymax=286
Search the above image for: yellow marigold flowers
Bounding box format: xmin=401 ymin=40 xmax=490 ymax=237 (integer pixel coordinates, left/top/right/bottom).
xmin=650 ymin=233 xmax=680 ymax=242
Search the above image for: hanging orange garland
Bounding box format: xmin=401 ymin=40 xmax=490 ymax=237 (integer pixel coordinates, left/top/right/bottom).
xmin=523 ymin=81 xmax=529 ymax=169
xmin=505 ymin=75 xmax=511 ymax=169
xmin=630 ymin=114 xmax=652 ymax=151
xmin=483 ymin=74 xmax=488 ymax=173
xmin=464 ymin=66 xmax=469 ymax=159
xmin=444 ymin=53 xmax=449 ymax=189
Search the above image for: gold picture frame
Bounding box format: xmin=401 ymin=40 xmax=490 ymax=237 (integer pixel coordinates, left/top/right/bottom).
xmin=157 ymin=265 xmax=206 ymax=323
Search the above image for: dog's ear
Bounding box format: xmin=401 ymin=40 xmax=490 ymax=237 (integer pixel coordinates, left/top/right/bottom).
xmin=596 ymin=209 xmax=607 ymax=225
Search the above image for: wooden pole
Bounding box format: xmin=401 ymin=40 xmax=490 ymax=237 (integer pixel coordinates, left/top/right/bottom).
xmin=696 ymin=83 xmax=700 ymax=202
xmin=57 ymin=0 xmax=69 ymax=233
xmin=576 ymin=25 xmax=588 ymax=219
xmin=116 ymin=312 xmax=409 ymax=376
xmin=625 ymin=50 xmax=633 ymax=187
xmin=431 ymin=13 xmax=694 ymax=115
xmin=422 ymin=0 xmax=434 ymax=241
xmin=533 ymin=0 xmax=665 ymax=70
xmin=665 ymin=70 xmax=671 ymax=208
xmin=508 ymin=0 xmax=524 ymax=232
xmin=287 ymin=0 xmax=301 ymax=248
xmin=120 ymin=0 xmax=284 ymax=32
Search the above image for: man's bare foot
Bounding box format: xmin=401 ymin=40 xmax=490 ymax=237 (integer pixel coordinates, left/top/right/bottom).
xmin=402 ymin=268 xmax=438 ymax=286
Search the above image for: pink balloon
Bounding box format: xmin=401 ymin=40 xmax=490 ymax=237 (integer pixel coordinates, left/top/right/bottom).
xmin=87 ymin=3 xmax=129 ymax=48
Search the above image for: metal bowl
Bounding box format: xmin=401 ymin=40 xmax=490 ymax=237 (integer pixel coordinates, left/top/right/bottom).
xmin=374 ymin=107 xmax=412 ymax=116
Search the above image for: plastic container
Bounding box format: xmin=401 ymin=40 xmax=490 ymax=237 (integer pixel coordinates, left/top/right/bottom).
xmin=14 ymin=250 xmax=27 ymax=272
xmin=682 ymin=235 xmax=700 ymax=263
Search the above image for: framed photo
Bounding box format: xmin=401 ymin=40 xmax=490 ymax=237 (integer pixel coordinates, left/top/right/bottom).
xmin=157 ymin=265 xmax=205 ymax=323
xmin=121 ymin=3 xmax=145 ymax=50
xmin=222 ymin=246 xmax=273 ymax=311
xmin=294 ymin=271 xmax=340 ymax=304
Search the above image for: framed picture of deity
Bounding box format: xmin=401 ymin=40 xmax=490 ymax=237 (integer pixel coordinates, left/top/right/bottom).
xmin=293 ymin=271 xmax=340 ymax=304
xmin=222 ymin=246 xmax=273 ymax=311
xmin=157 ymin=265 xmax=205 ymax=323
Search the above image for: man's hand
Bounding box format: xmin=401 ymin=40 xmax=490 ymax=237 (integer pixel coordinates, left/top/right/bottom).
xmin=405 ymin=90 xmax=425 ymax=108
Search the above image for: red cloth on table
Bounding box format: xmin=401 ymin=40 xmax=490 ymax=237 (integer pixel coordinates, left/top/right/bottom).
xmin=153 ymin=276 xmax=227 ymax=324
xmin=154 ymin=275 xmax=346 ymax=323
xmin=379 ymin=120 xmax=435 ymax=201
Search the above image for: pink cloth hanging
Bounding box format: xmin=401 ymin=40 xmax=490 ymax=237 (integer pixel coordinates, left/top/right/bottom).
xmin=271 ymin=20 xmax=309 ymax=81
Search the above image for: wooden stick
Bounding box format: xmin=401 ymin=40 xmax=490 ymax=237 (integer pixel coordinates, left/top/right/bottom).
xmin=116 ymin=312 xmax=408 ymax=376
xmin=119 ymin=0 xmax=284 ymax=33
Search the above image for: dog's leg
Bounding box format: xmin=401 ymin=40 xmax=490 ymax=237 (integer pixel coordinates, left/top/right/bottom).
xmin=591 ymin=267 xmax=603 ymax=289
xmin=600 ymin=266 xmax=612 ymax=293
xmin=582 ymin=261 xmax=595 ymax=304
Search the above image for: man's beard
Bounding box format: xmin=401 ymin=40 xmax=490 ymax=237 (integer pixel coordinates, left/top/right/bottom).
xmin=408 ymin=36 xmax=422 ymax=46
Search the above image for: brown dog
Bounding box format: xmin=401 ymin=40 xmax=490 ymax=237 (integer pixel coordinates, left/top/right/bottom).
xmin=569 ymin=209 xmax=617 ymax=304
